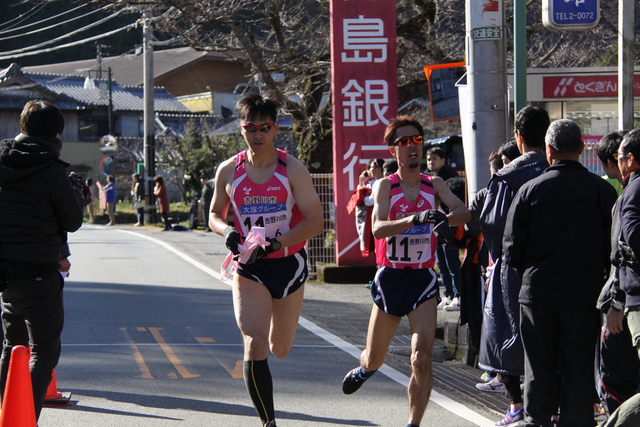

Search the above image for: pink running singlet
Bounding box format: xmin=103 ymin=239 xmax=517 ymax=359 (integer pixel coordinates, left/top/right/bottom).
xmin=231 ymin=149 xmax=305 ymax=259
xmin=376 ymin=173 xmax=438 ymax=269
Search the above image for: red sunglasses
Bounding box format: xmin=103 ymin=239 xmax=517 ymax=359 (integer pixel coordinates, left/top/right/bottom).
xmin=392 ymin=135 xmax=423 ymax=147
xmin=241 ymin=123 xmax=277 ymax=133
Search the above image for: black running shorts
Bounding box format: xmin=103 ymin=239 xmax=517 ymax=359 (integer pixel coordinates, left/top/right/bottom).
xmin=370 ymin=266 xmax=438 ymax=316
xmin=237 ymin=248 xmax=308 ymax=299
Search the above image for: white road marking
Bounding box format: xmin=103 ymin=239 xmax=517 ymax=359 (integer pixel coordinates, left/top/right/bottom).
xmin=116 ymin=229 xmax=496 ymax=427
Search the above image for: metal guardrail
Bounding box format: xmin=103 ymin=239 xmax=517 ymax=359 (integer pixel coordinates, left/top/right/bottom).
xmin=308 ymin=174 xmax=336 ymax=279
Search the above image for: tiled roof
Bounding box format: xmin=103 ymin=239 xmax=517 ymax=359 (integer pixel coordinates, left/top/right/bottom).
xmin=122 ymin=85 xmax=191 ymax=113
xmin=0 ymin=63 xmax=86 ymax=110
xmin=0 ymin=92 xmax=83 ymax=110
xmin=157 ymin=113 xmax=227 ymax=137
xmin=23 ymin=47 xmax=247 ymax=87
xmin=25 ymin=72 xmax=190 ymax=113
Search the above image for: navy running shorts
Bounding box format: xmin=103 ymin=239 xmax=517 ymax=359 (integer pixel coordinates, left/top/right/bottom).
xmin=370 ymin=266 xmax=439 ymax=316
xmin=237 ymin=248 xmax=308 ymax=299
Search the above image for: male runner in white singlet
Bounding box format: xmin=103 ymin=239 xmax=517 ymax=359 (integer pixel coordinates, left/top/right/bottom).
xmin=341 ymin=116 xmax=470 ymax=427
xmin=209 ymin=94 xmax=323 ymax=427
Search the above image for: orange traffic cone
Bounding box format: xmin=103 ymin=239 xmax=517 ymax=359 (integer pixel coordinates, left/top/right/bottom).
xmin=0 ymin=345 xmax=36 ymax=427
xmin=43 ymin=369 xmax=71 ymax=407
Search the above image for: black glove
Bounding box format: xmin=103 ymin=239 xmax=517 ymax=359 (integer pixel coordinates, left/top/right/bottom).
xmin=244 ymin=238 xmax=282 ymax=265
xmin=433 ymin=222 xmax=455 ymax=246
xmin=224 ymin=226 xmax=242 ymax=255
xmin=412 ymin=209 xmax=448 ymax=226
xmin=68 ymin=172 xmax=92 ymax=207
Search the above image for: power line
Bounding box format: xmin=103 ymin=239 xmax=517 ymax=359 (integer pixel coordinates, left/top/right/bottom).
xmin=0 ymin=2 xmax=48 ymax=32
xmin=0 ymin=7 xmax=173 ymax=64
xmin=0 ymin=23 xmax=138 ymax=61
xmin=0 ymin=5 xmax=111 ymax=42
xmin=0 ymin=8 xmax=125 ymax=56
xmin=0 ymin=4 xmax=86 ymax=35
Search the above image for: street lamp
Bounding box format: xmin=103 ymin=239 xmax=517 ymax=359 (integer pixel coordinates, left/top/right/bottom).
xmin=83 ymin=67 xmax=114 ymax=136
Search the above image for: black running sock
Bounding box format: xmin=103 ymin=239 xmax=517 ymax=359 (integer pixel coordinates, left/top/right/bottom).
xmin=359 ymin=366 xmax=377 ymax=379
xmin=243 ymin=359 xmax=275 ymax=423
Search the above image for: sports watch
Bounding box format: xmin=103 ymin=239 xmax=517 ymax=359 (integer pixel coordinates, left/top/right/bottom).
xmin=269 ymin=238 xmax=282 ymax=252
xmin=611 ymin=299 xmax=624 ymax=311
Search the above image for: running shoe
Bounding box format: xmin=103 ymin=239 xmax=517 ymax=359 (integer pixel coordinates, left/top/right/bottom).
xmin=437 ymin=297 xmax=452 ymax=310
xmin=263 ymin=421 xmax=277 ymax=427
xmin=480 ymin=372 xmax=495 ymax=382
xmin=444 ymin=296 xmax=461 ymax=311
xmin=342 ymin=366 xmax=374 ymax=394
xmin=475 ymin=376 xmax=505 ymax=393
xmin=495 ymin=406 xmax=524 ymax=426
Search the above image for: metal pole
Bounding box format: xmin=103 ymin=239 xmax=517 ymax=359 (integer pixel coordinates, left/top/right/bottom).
xmin=619 ymin=0 xmax=634 ymax=130
xmin=143 ymin=11 xmax=156 ymax=222
xmin=97 ymin=43 xmax=103 ymax=80
xmin=513 ymin=0 xmax=527 ymax=114
xmin=462 ymin=0 xmax=508 ymax=198
xmin=107 ymin=67 xmax=113 ymax=135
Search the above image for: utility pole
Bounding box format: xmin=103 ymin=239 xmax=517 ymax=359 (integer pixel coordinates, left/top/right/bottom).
xmin=462 ymin=0 xmax=508 ymax=198
xmin=107 ymin=67 xmax=113 ymax=136
xmin=513 ymin=0 xmax=527 ymax=114
xmin=143 ymin=11 xmax=156 ymax=222
xmin=619 ymin=0 xmax=634 ymax=130
xmin=96 ymin=42 xmax=109 ymax=80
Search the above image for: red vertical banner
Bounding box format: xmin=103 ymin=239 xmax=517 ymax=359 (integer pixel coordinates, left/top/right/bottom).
xmin=330 ymin=0 xmax=397 ymax=266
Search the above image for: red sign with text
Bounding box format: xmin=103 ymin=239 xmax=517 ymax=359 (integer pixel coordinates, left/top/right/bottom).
xmin=330 ymin=0 xmax=397 ymax=266
xmin=543 ymin=75 xmax=640 ymax=98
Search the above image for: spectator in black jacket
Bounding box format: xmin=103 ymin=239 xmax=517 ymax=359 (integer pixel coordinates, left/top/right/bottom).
xmin=426 ymin=147 xmax=459 ymax=181
xmin=594 ymin=130 xmax=639 ymax=416
xmin=598 ymin=129 xmax=640 ymax=427
xmin=132 ymin=173 xmax=145 ymax=226
xmin=611 ymin=129 xmax=640 ymax=356
xmin=603 ymin=129 xmax=640 ymax=427
xmin=504 ymin=119 xmax=617 ymax=427
xmin=0 ymin=100 xmax=84 ymax=420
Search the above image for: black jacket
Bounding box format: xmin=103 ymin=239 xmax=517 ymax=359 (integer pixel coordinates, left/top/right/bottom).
xmin=616 ymin=170 xmax=640 ymax=308
xmin=437 ymin=164 xmax=459 ymax=182
xmin=504 ymin=160 xmax=617 ymax=310
xmin=0 ymin=134 xmax=83 ymax=269
xmin=597 ymin=197 xmax=623 ymax=313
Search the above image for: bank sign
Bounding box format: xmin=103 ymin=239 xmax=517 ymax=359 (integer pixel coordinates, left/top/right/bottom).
xmin=542 ymin=0 xmax=600 ymax=31
xmin=543 ymin=75 xmax=640 ymax=98
xmin=330 ymin=0 xmax=397 ymax=266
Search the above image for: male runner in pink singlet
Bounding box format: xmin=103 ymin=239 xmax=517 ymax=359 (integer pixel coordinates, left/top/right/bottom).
xmin=341 ymin=116 xmax=470 ymax=427
xmin=209 ymin=94 xmax=323 ymax=427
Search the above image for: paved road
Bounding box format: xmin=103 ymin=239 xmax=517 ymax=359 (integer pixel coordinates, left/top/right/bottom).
xmin=34 ymin=225 xmax=500 ymax=426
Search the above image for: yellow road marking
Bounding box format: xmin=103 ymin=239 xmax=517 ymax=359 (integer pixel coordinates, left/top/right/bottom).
xmin=217 ymin=359 xmax=244 ymax=378
xmin=120 ymin=327 xmax=153 ymax=379
xmin=185 ymin=327 xmax=242 ymax=379
xmin=123 ymin=326 xmax=241 ymax=380
xmin=148 ymin=327 xmax=200 ymax=379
